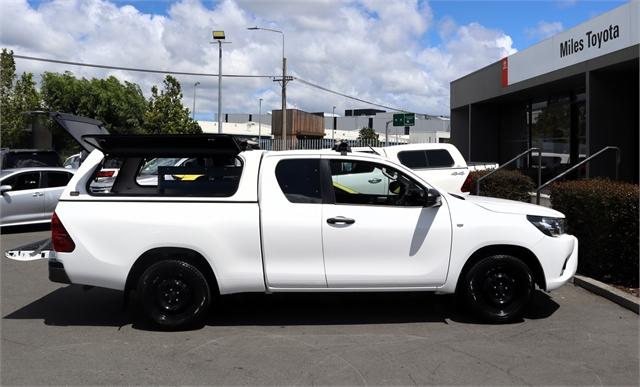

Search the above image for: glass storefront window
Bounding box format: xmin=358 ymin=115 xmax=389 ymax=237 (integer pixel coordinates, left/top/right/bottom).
xmin=528 ymin=93 xmax=586 ymax=180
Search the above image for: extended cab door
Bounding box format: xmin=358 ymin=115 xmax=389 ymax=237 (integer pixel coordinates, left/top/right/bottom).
xmin=259 ymin=154 xmax=327 ymax=288
xmin=321 ymin=157 xmax=452 ymax=288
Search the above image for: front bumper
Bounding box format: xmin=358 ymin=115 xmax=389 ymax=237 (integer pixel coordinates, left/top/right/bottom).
xmin=49 ymin=259 xmax=71 ymax=284
xmin=545 ymin=235 xmax=578 ymax=291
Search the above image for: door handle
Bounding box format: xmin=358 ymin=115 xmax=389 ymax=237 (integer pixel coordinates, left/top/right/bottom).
xmin=450 ymin=171 xmax=463 ymax=176
xmin=368 ymin=178 xmax=382 ymax=184
xmin=32 ymin=192 xmax=43 ymax=197
xmin=327 ymin=216 xmax=355 ymax=225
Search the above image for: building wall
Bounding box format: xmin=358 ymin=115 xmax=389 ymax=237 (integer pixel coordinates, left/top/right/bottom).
xmin=588 ymin=59 xmax=639 ymax=181
xmin=451 ymin=106 xmax=470 ymax=160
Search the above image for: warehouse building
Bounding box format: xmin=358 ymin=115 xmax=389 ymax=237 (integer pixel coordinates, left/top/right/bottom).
xmin=450 ymin=1 xmax=639 ymax=182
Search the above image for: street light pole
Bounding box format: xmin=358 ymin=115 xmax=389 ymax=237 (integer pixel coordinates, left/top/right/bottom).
xmin=385 ymin=120 xmax=392 ymax=147
xmin=332 ymin=105 xmax=336 ymax=141
xmin=192 ymin=81 xmax=200 ymax=120
xmin=248 ymin=26 xmax=288 ymax=150
xmin=212 ymin=31 xmax=230 ymax=134
xmin=217 ymin=41 xmax=222 ymax=133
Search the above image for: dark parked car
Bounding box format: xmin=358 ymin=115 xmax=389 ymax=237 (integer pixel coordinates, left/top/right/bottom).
xmin=0 ymin=149 xmax=62 ymax=169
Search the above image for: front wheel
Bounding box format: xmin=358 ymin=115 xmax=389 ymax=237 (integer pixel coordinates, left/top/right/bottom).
xmin=137 ymin=260 xmax=211 ymax=329
xmin=460 ymin=255 xmax=534 ymax=323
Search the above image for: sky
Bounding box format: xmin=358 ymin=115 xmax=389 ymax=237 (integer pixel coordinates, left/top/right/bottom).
xmin=1 ymin=0 xmax=627 ymax=120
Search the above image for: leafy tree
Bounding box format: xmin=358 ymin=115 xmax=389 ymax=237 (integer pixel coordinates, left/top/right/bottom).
xmin=357 ymin=126 xmax=380 ymax=145
xmin=142 ymin=75 xmax=201 ymax=134
xmin=40 ymin=72 xmax=146 ymax=134
xmin=0 ymin=49 xmax=42 ymax=148
xmin=40 ymin=71 xmax=148 ymax=155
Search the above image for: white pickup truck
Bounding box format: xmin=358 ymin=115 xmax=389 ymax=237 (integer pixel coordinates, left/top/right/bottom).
xmin=50 ymin=135 xmax=577 ymax=328
xmin=354 ymin=143 xmax=472 ymax=193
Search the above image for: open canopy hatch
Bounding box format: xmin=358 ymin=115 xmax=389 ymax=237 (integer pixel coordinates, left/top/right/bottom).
xmin=82 ymin=134 xmax=242 ymax=157
xmin=49 ymin=112 xmax=110 ymax=153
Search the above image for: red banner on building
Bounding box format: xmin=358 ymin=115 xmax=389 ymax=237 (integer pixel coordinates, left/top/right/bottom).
xmin=501 ymin=57 xmax=509 ymax=87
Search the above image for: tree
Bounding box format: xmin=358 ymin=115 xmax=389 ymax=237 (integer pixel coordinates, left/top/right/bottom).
xmin=357 ymin=126 xmax=380 ymax=145
xmin=0 ymin=49 xmax=41 ymax=148
xmin=142 ymin=75 xmax=201 ymax=134
xmin=39 ymin=71 xmax=148 ymax=155
xmin=40 ymin=72 xmax=146 ymax=134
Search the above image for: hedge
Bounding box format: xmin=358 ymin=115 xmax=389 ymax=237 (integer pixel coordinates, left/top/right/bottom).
xmin=468 ymin=169 xmax=535 ymax=202
xmin=550 ymin=179 xmax=639 ymax=287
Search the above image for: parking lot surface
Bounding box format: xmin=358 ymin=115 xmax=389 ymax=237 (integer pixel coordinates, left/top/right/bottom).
xmin=2 ymin=229 xmax=638 ymax=385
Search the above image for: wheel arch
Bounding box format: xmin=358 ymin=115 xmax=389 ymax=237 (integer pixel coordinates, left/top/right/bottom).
xmin=455 ymin=244 xmax=546 ymax=293
xmin=124 ymin=247 xmax=219 ymax=302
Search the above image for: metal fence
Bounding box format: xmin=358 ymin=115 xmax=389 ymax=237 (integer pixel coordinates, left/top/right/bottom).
xmin=257 ymin=138 xmax=443 ymax=151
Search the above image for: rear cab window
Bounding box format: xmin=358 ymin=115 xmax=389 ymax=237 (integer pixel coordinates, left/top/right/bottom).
xmin=397 ymin=149 xmax=454 ymax=169
xmin=85 ymin=134 xmax=244 ymax=198
xmin=275 ymin=159 xmax=322 ymax=203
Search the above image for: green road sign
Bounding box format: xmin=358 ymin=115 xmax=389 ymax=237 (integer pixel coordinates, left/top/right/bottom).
xmin=405 ymin=113 xmax=415 ymax=126
xmin=393 ymin=113 xmax=415 ymax=126
xmin=393 ymin=113 xmax=404 ymax=126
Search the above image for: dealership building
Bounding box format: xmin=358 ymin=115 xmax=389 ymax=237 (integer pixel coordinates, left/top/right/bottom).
xmin=450 ymin=1 xmax=639 ymax=182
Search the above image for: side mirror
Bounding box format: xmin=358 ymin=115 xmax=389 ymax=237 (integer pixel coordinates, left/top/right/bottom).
xmin=424 ymin=188 xmax=442 ymax=208
xmin=0 ymin=184 xmax=13 ymax=194
xmin=404 ymin=185 xmax=441 ymax=207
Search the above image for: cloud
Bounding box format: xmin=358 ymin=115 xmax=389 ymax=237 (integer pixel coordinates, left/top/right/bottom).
xmin=525 ymin=21 xmax=564 ymax=41
xmin=0 ymin=0 xmax=516 ymax=117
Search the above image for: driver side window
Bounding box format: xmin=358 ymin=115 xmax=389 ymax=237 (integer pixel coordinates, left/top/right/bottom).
xmin=329 ymin=160 xmax=425 ymax=206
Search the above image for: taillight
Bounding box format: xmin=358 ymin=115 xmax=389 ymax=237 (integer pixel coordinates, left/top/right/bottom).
xmin=96 ymin=170 xmax=115 ymax=178
xmin=52 ymin=212 xmax=75 ymax=253
xmin=460 ymin=173 xmax=473 ymax=193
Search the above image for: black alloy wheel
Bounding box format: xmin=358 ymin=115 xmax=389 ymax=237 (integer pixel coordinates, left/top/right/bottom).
xmin=461 ymin=255 xmax=534 ymax=323
xmin=138 ymin=259 xmax=211 ymax=329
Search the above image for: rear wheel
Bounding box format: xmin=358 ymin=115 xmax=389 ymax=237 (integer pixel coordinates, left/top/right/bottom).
xmin=461 ymin=255 xmax=534 ymax=323
xmin=137 ymin=259 xmax=211 ymax=329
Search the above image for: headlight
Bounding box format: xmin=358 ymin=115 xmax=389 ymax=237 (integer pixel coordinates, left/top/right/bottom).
xmin=527 ymin=215 xmax=565 ymax=237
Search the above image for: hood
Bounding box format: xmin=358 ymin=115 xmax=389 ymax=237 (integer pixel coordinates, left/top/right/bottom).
xmin=466 ymin=195 xmax=564 ymax=218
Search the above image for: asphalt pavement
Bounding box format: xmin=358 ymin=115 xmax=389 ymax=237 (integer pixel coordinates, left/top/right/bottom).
xmin=1 ymin=228 xmax=638 ymax=385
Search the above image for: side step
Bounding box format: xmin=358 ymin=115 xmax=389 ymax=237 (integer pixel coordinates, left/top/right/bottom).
xmin=4 ymin=238 xmax=54 ymax=261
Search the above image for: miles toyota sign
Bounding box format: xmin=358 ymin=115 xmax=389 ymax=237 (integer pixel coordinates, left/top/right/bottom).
xmin=502 ymin=1 xmax=638 ymax=87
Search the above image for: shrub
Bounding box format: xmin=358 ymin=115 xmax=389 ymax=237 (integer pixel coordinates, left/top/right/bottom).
xmin=469 ymin=169 xmax=535 ymax=202
xmin=550 ymin=179 xmax=639 ymax=287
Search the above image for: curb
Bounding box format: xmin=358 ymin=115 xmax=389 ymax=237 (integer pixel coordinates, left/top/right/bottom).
xmin=572 ymin=275 xmax=639 ymax=314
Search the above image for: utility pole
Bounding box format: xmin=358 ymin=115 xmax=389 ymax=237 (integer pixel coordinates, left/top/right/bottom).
xmin=258 ymin=98 xmax=262 ymax=144
xmin=332 ymin=105 xmax=336 ymax=141
xmin=282 ymin=56 xmax=287 ymax=150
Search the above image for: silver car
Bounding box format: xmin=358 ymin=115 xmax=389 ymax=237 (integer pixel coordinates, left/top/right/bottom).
xmin=0 ymin=167 xmax=75 ymax=227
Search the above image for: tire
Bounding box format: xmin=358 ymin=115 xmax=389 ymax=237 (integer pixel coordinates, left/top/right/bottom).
xmin=137 ymin=259 xmax=211 ymax=329
xmin=460 ymin=255 xmax=534 ymax=323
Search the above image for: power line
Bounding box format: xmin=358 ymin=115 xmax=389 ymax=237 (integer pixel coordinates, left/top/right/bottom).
xmin=295 ymin=78 xmax=438 ymax=118
xmin=295 ymin=78 xmax=405 ymax=114
xmin=13 ymin=54 xmax=276 ymax=78
xmin=14 ymin=54 xmax=438 ymax=117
